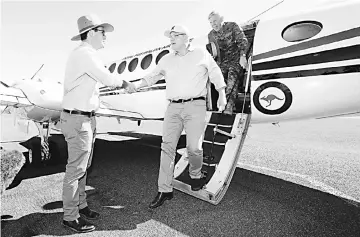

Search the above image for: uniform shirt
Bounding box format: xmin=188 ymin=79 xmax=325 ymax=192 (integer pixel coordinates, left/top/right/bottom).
xmin=208 ymin=22 xmax=248 ymax=67
xmin=143 ymin=47 xmax=226 ymax=101
xmin=62 ymin=42 xmax=124 ymax=112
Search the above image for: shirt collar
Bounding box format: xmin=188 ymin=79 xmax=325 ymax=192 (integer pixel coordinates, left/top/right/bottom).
xmin=80 ymin=41 xmax=96 ymax=51
xmin=213 ymin=22 xmax=225 ymax=33
xmin=173 ymin=44 xmax=194 ymax=56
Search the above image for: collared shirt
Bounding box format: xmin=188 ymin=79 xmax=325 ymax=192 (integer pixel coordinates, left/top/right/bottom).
xmin=62 ymin=42 xmax=124 ymax=112
xmin=143 ymin=47 xmax=226 ymax=101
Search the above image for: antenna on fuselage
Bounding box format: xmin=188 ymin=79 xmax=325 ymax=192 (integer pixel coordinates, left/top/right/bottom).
xmin=30 ymin=64 xmax=44 ymax=80
xmin=246 ymin=0 xmax=285 ymax=22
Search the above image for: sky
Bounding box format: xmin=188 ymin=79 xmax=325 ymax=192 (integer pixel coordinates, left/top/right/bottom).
xmin=0 ymin=0 xmax=353 ymax=85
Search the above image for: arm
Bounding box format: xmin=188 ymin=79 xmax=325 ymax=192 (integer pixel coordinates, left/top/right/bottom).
xmin=205 ymin=50 xmax=226 ymax=91
xmin=207 ymin=32 xmax=213 ymax=43
xmin=207 ymin=32 xmax=220 ymax=61
xmin=136 ymin=61 xmax=165 ymax=90
xmin=205 ymin=49 xmax=227 ymax=111
xmin=84 ymin=50 xmax=125 ymax=88
xmin=233 ymin=22 xmax=248 ymax=57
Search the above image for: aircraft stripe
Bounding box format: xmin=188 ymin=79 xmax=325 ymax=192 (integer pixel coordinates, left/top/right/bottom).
xmin=252 ymin=58 xmax=360 ymax=75
xmin=253 ymin=64 xmax=360 ymax=81
xmin=252 ymin=26 xmax=360 ymax=61
xmin=252 ymin=44 xmax=360 ymax=71
xmin=99 ymin=79 xmax=165 ymax=92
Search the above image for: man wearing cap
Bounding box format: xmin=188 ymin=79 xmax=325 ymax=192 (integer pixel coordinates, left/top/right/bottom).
xmin=134 ymin=25 xmax=227 ymax=208
xmin=60 ymin=14 xmax=136 ymax=233
xmin=207 ymin=11 xmax=248 ymax=114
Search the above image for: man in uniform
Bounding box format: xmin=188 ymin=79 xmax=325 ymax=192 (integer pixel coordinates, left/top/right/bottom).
xmin=208 ymin=11 xmax=248 ymax=114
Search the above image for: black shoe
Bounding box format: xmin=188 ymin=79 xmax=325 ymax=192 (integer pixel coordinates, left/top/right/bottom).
xmin=62 ymin=217 xmax=95 ymax=233
xmin=149 ymin=192 xmax=173 ymax=209
xmin=190 ymin=177 xmax=207 ymax=191
xmin=79 ymin=206 xmax=100 ymax=220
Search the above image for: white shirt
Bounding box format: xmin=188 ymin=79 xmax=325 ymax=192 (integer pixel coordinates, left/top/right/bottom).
xmin=62 ymin=42 xmax=124 ymax=112
xmin=144 ymin=47 xmax=226 ymax=101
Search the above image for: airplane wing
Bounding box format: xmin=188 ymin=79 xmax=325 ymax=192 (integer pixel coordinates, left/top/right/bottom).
xmin=0 ymin=81 xmax=32 ymax=108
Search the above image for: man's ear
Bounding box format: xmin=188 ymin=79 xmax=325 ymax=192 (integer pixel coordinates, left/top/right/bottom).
xmin=87 ymin=30 xmax=94 ymax=38
xmin=184 ymin=35 xmax=189 ymax=42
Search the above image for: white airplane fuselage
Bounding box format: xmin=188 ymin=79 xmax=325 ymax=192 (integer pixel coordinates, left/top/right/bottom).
xmin=3 ymin=1 xmax=359 ymax=125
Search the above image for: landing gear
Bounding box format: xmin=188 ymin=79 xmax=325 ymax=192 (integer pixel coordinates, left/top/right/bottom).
xmin=34 ymin=121 xmax=51 ymax=163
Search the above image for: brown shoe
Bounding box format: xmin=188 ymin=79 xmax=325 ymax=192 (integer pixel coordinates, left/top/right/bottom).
xmin=62 ymin=217 xmax=95 ymax=233
xmin=79 ymin=206 xmax=100 ymax=220
xmin=149 ymin=192 xmax=173 ymax=209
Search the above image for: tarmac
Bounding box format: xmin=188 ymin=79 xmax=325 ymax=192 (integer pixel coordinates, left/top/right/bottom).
xmin=1 ymin=114 xmax=360 ymax=236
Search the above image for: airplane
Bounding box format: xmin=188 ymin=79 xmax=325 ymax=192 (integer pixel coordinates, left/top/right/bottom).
xmin=1 ymin=0 xmax=359 ymax=204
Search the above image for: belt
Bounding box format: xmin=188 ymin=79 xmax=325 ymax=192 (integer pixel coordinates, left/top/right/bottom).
xmin=169 ymin=96 xmax=205 ymax=103
xmin=63 ymin=109 xmax=95 ymax=117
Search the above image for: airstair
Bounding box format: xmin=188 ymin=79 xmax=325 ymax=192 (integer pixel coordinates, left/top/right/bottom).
xmin=172 ymin=93 xmax=251 ymax=205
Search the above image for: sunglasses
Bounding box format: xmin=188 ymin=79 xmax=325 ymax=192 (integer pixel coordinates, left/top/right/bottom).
xmin=169 ymin=33 xmax=185 ymax=39
xmin=93 ymin=28 xmax=106 ymax=36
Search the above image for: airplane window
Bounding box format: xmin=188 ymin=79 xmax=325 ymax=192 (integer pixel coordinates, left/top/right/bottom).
xmin=128 ymin=58 xmax=138 ymax=72
xmin=141 ymin=54 xmax=153 ymax=70
xmin=118 ymin=61 xmax=126 ymax=74
xmin=282 ymin=21 xmax=322 ymax=42
xmin=108 ymin=63 xmax=116 ymax=73
xmin=155 ymin=50 xmax=170 ymax=64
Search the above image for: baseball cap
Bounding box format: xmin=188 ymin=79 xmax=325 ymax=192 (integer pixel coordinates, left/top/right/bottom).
xmin=164 ymin=25 xmax=190 ymax=38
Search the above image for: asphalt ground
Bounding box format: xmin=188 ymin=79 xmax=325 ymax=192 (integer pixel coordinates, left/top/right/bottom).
xmin=1 ymin=115 xmax=360 ymax=236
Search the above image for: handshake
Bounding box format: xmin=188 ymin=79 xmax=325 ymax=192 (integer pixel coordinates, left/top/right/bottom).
xmin=121 ymin=80 xmax=138 ymax=94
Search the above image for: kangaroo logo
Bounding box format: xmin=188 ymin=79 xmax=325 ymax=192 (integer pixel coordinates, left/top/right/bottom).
xmin=253 ymin=81 xmax=293 ymax=115
xmin=260 ymin=94 xmax=284 ymax=107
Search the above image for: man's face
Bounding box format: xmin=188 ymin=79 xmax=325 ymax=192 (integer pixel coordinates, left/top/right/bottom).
xmin=169 ymin=32 xmax=187 ymax=51
xmin=209 ymin=14 xmax=222 ymax=32
xmin=91 ymin=27 xmax=106 ymax=50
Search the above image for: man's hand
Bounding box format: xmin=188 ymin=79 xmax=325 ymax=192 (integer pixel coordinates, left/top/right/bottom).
xmin=217 ymin=88 xmax=227 ymax=112
xmin=239 ymin=55 xmax=247 ymax=69
xmin=122 ymin=81 xmax=137 ymax=93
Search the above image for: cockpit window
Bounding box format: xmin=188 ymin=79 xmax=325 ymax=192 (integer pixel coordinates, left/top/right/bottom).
xmin=155 ymin=50 xmax=170 ymax=64
xmin=108 ymin=63 xmax=116 ymax=73
xmin=128 ymin=58 xmax=138 ymax=72
xmin=141 ymin=54 xmax=153 ymax=70
xmin=282 ymin=21 xmax=323 ymax=42
xmin=118 ymin=61 xmax=126 ymax=74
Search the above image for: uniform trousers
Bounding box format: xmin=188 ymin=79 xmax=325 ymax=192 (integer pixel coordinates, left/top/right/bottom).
xmin=220 ymin=64 xmax=243 ymax=114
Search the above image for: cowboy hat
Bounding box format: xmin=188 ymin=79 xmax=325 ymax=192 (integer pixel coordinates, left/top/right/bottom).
xmin=71 ymin=14 xmax=114 ymax=41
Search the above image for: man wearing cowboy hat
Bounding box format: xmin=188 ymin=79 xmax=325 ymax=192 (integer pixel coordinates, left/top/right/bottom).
xmin=60 ymin=14 xmax=136 ymax=233
xmin=134 ymin=25 xmax=227 ymax=208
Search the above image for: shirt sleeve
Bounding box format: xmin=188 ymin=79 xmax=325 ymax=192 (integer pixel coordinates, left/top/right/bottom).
xmin=207 ymin=32 xmax=213 ymax=43
xmin=83 ymin=50 xmax=124 ymax=87
xmin=204 ymin=49 xmax=226 ymax=90
xmin=232 ymin=22 xmax=249 ymax=56
xmin=143 ymin=58 xmax=166 ymax=86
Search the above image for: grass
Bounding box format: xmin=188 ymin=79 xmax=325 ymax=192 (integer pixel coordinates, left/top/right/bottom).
xmin=0 ymin=149 xmax=25 ymax=194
